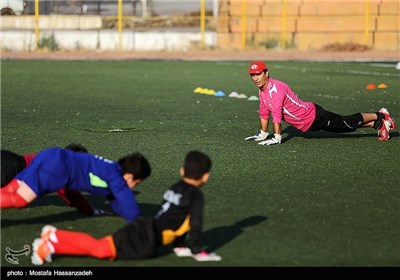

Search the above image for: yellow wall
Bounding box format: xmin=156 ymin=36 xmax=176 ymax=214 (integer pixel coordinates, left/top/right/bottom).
xmin=217 ymin=0 xmax=400 ymax=51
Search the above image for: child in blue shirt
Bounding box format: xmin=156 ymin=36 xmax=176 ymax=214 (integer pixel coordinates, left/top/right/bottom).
xmin=1 ymin=147 xmax=151 ymax=222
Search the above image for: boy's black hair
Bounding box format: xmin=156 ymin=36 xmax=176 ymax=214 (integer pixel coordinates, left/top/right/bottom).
xmin=65 ymin=143 xmax=88 ymax=153
xmin=118 ymin=152 xmax=151 ymax=180
xmin=184 ymin=150 xmax=212 ymax=179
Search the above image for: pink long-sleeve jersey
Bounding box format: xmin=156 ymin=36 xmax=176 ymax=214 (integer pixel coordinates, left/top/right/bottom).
xmin=258 ymin=78 xmax=316 ymax=132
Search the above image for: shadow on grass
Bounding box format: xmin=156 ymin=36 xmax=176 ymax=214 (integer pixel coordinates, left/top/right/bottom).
xmin=282 ymin=126 xmax=399 ymax=143
xmin=1 ymin=201 xmax=160 ymax=228
xmin=157 ymin=215 xmax=267 ymax=257
xmin=17 ymin=190 xmax=142 ymax=209
xmin=203 ymin=215 xmax=268 ymax=252
xmin=1 ymin=211 xmax=89 ymax=228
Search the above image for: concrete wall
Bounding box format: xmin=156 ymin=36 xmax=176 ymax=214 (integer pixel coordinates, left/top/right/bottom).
xmin=1 ymin=15 xmax=102 ymax=29
xmin=0 ymin=29 xmax=217 ymax=51
xmin=0 ymin=15 xmax=217 ymax=51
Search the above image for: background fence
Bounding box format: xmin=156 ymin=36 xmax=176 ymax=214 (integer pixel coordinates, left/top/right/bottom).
xmin=0 ymin=0 xmax=399 ymax=52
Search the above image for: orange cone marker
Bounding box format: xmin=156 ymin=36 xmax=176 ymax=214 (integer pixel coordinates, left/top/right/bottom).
xmin=365 ymin=83 xmax=376 ymax=90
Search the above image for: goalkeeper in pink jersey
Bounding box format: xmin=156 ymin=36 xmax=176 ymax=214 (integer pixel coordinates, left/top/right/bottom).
xmin=245 ymin=61 xmax=396 ymax=145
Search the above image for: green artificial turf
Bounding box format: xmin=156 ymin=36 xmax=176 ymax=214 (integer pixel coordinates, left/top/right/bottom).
xmin=1 ymin=60 xmax=399 ymax=268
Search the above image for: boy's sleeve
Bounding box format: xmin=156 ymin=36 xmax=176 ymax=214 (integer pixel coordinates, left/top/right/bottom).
xmin=186 ymin=192 xmax=204 ymax=254
xmin=109 ymin=189 xmax=140 ymax=222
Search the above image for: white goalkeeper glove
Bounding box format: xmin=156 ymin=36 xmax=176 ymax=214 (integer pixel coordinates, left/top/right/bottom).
xmin=173 ymin=247 xmax=193 ymax=257
xmin=244 ymin=130 xmax=269 ymax=141
xmin=258 ymin=134 xmax=282 ymax=145
xmin=192 ymin=251 xmax=222 ymax=262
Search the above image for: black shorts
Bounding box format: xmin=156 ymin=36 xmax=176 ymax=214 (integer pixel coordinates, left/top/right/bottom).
xmin=309 ymin=104 xmax=362 ymax=133
xmin=112 ymin=216 xmax=158 ymax=260
xmin=1 ymin=150 xmax=26 ymax=187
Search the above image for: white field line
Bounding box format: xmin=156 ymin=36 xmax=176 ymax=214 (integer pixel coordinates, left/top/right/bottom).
xmin=313 ymin=94 xmax=398 ymax=106
xmin=365 ymin=63 xmax=398 ymax=68
xmin=273 ymin=64 xmax=400 ymax=77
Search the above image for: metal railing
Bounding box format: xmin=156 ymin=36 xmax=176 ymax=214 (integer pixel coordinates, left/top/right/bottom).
xmin=7 ymin=0 xmax=218 ymax=49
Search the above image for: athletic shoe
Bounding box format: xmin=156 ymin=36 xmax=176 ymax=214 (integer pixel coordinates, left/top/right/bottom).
xmin=379 ymin=108 xmax=396 ymax=131
xmin=192 ymin=251 xmax=222 ymax=262
xmin=41 ymin=225 xmax=58 ymax=242
xmin=31 ymin=238 xmax=53 ymax=265
xmin=173 ymin=247 xmax=193 ymax=257
xmin=378 ymin=120 xmax=391 ymax=141
xmin=31 ymin=225 xmax=57 ymax=265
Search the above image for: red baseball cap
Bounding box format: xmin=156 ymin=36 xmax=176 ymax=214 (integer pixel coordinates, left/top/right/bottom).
xmin=248 ymin=61 xmax=268 ymax=74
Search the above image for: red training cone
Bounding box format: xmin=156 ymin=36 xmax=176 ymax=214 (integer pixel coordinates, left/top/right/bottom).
xmin=365 ymin=83 xmax=376 ymax=90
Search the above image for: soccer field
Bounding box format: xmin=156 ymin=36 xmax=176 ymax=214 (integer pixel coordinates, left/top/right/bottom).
xmin=1 ymin=60 xmax=399 ymax=268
